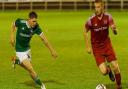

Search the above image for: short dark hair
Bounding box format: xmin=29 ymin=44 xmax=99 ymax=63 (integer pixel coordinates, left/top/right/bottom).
xmin=29 ymin=11 xmax=38 ymax=19
xmin=95 ymin=0 xmax=103 ymax=3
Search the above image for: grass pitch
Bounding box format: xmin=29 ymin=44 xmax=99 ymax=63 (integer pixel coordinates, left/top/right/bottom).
xmin=0 ymin=10 xmax=128 ymax=89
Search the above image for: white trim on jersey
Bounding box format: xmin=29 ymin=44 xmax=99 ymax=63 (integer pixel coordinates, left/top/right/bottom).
xmin=26 ymin=21 xmax=31 ymax=28
xmin=39 ymin=32 xmax=44 ymax=36
xmin=87 ymin=13 xmax=96 ymax=27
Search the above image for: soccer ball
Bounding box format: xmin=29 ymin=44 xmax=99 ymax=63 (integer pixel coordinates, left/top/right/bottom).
xmin=96 ymin=84 xmax=106 ymax=89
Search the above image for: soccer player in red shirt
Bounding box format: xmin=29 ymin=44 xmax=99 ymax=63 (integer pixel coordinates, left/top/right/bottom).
xmin=84 ymin=0 xmax=121 ymax=89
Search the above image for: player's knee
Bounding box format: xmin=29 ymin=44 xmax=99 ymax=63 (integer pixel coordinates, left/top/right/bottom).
xmin=99 ymin=63 xmax=108 ymax=75
xmin=102 ymin=71 xmax=108 ymax=76
xmin=100 ymin=68 xmax=108 ymax=75
xmin=113 ymin=65 xmax=120 ymax=73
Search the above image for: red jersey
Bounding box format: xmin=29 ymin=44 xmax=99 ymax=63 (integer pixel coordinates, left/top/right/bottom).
xmin=85 ymin=13 xmax=116 ymax=49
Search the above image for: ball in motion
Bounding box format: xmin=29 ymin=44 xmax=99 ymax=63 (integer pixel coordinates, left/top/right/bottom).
xmin=96 ymin=84 xmax=106 ymax=89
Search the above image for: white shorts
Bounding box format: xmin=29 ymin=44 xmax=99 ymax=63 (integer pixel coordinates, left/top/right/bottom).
xmin=16 ymin=49 xmax=31 ymax=63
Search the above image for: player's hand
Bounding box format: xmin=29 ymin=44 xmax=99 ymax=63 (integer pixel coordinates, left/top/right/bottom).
xmin=51 ymin=50 xmax=58 ymax=59
xmin=113 ymin=29 xmax=117 ymax=35
xmin=87 ymin=47 xmax=92 ymax=54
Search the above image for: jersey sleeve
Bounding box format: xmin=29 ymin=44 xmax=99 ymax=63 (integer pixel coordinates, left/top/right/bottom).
xmin=108 ymin=14 xmax=116 ymax=30
xmin=15 ymin=18 xmax=21 ymax=27
xmin=35 ymin=24 xmax=43 ymax=36
xmin=85 ymin=18 xmax=92 ymax=31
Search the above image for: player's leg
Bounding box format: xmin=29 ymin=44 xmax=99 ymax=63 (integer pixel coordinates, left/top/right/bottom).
xmin=106 ymin=43 xmax=122 ymax=89
xmin=20 ymin=59 xmax=46 ymax=89
xmin=93 ymin=51 xmax=109 ymax=75
xmin=12 ymin=56 xmax=20 ymax=68
xmin=94 ymin=52 xmax=115 ymax=81
xmin=20 ymin=60 xmax=37 ymax=81
xmin=99 ymin=62 xmax=108 ymax=75
xmin=107 ymin=65 xmax=115 ymax=81
xmin=15 ymin=50 xmax=46 ymax=89
xmin=110 ymin=60 xmax=121 ymax=89
xmin=98 ymin=62 xmax=115 ymax=81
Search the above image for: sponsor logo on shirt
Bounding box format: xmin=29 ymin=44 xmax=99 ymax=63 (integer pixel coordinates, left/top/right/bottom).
xmin=94 ymin=26 xmax=108 ymax=31
xmin=20 ymin=33 xmax=31 ymax=37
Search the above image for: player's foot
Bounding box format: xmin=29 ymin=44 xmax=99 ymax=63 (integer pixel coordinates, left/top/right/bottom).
xmin=108 ymin=65 xmax=115 ymax=82
xmin=116 ymin=85 xmax=122 ymax=89
xmin=41 ymin=83 xmax=46 ymax=89
xmin=11 ymin=56 xmax=16 ymax=69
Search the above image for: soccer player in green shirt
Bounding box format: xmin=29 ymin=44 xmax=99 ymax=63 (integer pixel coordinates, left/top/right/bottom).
xmin=10 ymin=11 xmax=57 ymax=89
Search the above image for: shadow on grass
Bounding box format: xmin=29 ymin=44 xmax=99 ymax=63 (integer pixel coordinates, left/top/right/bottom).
xmin=18 ymin=80 xmax=38 ymax=88
xmin=105 ymin=82 xmax=128 ymax=89
xmin=18 ymin=79 xmax=65 ymax=88
xmin=43 ymin=80 xmax=65 ymax=85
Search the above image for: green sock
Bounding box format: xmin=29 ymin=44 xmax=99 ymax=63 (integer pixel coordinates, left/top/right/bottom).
xmin=34 ymin=77 xmax=42 ymax=86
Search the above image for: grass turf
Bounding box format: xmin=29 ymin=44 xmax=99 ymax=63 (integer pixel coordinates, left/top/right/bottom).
xmin=0 ymin=10 xmax=128 ymax=89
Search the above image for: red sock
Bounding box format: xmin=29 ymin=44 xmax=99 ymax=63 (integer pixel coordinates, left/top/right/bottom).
xmin=115 ymin=73 xmax=121 ymax=86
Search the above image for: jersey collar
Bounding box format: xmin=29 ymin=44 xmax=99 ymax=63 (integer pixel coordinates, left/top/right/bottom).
xmin=26 ymin=21 xmax=31 ymax=28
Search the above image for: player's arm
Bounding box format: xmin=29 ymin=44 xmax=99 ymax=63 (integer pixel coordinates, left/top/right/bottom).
xmin=83 ymin=28 xmax=92 ymax=54
xmin=109 ymin=14 xmax=117 ymax=35
xmin=84 ymin=19 xmax=92 ymax=54
xmin=40 ymin=33 xmax=57 ymax=58
xmin=10 ymin=22 xmax=16 ymax=47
